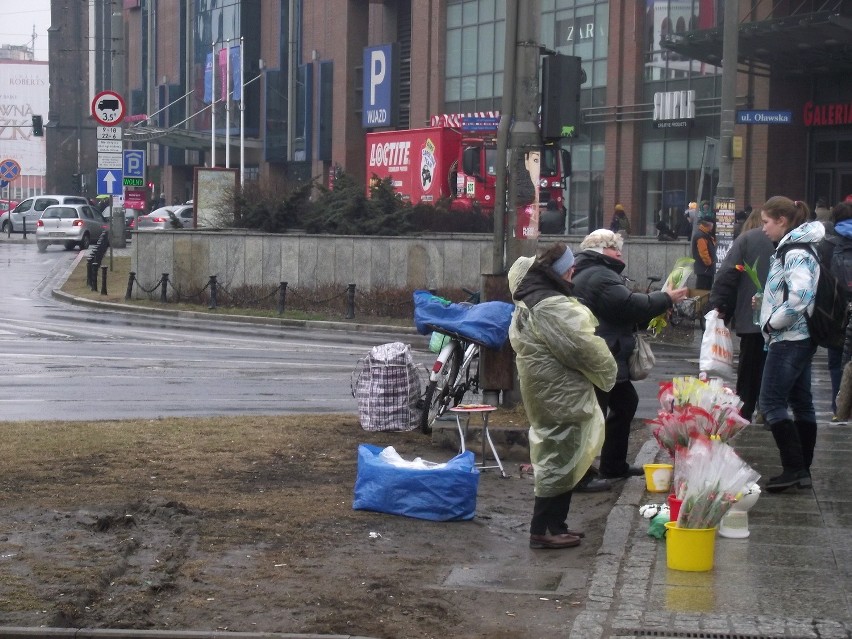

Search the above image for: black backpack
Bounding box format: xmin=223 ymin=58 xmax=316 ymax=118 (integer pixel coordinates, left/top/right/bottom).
xmin=779 ymin=241 xmax=848 ymax=349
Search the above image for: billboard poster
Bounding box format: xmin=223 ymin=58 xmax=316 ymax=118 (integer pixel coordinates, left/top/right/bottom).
xmin=714 ymin=196 xmax=736 ymax=267
xmin=0 ymin=60 xmax=49 ymax=176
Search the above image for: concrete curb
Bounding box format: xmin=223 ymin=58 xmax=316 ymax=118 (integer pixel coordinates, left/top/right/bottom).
xmin=0 ymin=628 xmax=378 ymax=639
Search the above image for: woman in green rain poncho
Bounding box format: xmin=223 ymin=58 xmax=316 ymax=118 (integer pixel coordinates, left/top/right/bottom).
xmin=508 ymin=243 xmax=617 ymax=550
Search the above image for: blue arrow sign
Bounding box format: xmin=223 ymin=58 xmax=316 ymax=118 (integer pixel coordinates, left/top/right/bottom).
xmin=97 ymin=169 xmax=123 ymax=195
xmin=123 ymin=149 xmax=146 ymax=178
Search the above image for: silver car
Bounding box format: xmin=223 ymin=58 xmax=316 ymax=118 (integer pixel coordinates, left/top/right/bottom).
xmin=2 ymin=195 xmax=90 ymax=234
xmin=35 ymin=204 xmax=109 ymax=252
xmin=137 ymin=205 xmax=195 ymax=230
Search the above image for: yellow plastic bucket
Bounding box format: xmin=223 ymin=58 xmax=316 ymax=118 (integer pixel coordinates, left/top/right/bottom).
xmin=643 ymin=463 xmax=673 ymax=493
xmin=664 ymin=522 xmax=716 ymax=572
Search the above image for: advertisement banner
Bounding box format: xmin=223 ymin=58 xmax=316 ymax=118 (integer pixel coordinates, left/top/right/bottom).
xmin=0 ymin=60 xmax=49 ymax=176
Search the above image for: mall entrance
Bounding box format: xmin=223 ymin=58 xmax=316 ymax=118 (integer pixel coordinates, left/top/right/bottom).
xmin=812 ymin=130 xmax=852 ymax=207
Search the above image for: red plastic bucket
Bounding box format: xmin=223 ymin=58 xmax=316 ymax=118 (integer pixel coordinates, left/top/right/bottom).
xmin=668 ymin=494 xmax=683 ymax=522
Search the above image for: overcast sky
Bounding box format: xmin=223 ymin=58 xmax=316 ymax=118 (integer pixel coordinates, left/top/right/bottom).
xmin=3 ymin=3 xmax=51 ymax=61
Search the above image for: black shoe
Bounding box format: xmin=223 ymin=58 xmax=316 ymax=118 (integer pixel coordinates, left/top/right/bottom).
xmin=765 ymin=469 xmax=810 ymax=493
xmin=600 ymin=465 xmax=644 ymax=480
xmin=575 ymin=477 xmax=612 ymax=493
xmin=529 ymin=533 xmax=581 ymax=549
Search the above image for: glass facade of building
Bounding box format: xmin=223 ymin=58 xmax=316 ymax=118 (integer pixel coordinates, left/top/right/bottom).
xmin=445 ymin=0 xmax=728 ymax=235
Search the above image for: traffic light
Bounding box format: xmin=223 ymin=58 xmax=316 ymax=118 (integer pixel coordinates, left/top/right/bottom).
xmin=32 ymin=115 xmax=44 ymax=137
xmin=541 ymin=55 xmax=586 ymax=140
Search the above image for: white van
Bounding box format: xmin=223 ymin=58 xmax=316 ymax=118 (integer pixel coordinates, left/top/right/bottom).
xmin=1 ymin=195 xmax=89 ymax=233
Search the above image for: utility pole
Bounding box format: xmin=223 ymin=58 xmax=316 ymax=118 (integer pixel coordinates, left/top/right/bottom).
xmin=716 ymin=0 xmax=739 ymax=199
xmin=110 ymin=1 xmax=126 ymax=250
xmin=482 ymin=0 xmax=541 ymax=408
xmin=505 ymin=0 xmax=542 ymax=267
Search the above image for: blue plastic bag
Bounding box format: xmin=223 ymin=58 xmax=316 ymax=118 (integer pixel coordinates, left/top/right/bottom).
xmin=352 ymin=444 xmax=480 ymax=521
xmin=412 ymin=290 xmax=513 ymax=351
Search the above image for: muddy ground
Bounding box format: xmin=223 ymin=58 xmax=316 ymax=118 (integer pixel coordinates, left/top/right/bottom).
xmin=0 ymin=413 xmax=642 ymax=638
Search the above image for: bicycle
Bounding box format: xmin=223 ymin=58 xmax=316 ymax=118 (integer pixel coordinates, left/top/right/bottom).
xmin=419 ymin=288 xmax=482 ymax=434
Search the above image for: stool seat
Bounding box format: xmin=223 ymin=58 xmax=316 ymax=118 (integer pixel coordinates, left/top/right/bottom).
xmin=449 ymin=405 xmax=506 ymax=477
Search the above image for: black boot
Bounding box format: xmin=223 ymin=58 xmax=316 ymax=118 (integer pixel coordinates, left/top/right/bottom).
xmin=795 ymin=420 xmax=817 ymax=484
xmin=766 ymin=419 xmax=809 ymax=493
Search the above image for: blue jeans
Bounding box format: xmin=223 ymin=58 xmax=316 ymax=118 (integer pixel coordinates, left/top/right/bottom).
xmin=759 ymin=338 xmax=818 ymax=425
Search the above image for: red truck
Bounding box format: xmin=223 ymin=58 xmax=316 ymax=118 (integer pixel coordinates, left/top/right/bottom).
xmin=365 ymin=125 xmax=570 ymax=233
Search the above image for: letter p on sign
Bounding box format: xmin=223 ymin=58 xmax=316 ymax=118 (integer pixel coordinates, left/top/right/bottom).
xmin=370 ymin=50 xmax=385 ymax=105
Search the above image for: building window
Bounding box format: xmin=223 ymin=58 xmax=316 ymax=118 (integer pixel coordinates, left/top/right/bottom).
xmin=444 ymin=0 xmax=505 ymax=113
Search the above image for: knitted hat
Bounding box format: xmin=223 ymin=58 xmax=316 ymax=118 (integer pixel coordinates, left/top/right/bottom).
xmin=551 ymin=246 xmax=575 ymax=276
xmin=580 ymin=229 xmax=624 ymax=253
xmin=614 ymin=204 xmax=625 ymax=212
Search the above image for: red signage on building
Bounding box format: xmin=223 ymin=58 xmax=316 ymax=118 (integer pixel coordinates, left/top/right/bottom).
xmin=803 ymin=101 xmax=852 ymax=127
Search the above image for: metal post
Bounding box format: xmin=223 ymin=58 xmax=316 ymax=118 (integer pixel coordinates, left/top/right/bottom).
xmin=125 ymin=271 xmax=135 ymax=300
xmin=160 ymin=273 xmax=169 ymax=303
xmin=277 ymin=281 xmax=288 ymax=315
xmin=100 ymin=266 xmax=108 ymax=295
xmin=208 ymin=275 xmax=218 ymax=309
xmin=344 ymin=283 xmax=356 ymax=319
xmin=91 ymin=263 xmax=99 ymax=291
xmin=492 ymin=0 xmax=518 ymax=275
xmin=22 ymin=215 xmax=27 ymax=240
xmin=716 ymin=0 xmax=739 ymax=199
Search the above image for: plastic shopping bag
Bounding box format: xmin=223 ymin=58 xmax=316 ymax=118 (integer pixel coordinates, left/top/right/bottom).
xmin=628 ymin=332 xmax=655 ymax=381
xmin=699 ymin=309 xmax=733 ymax=379
xmin=352 ymin=444 xmax=480 ymax=521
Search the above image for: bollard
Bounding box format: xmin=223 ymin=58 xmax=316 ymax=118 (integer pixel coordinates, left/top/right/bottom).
xmin=91 ymin=263 xmax=99 ymax=292
xmin=86 ymin=260 xmax=93 ymax=288
xmin=208 ymin=275 xmax=218 ymax=309
xmin=100 ymin=266 xmax=108 ymax=295
xmin=160 ymin=273 xmax=169 ymax=304
xmin=344 ymin=283 xmax=356 ymax=319
xmin=277 ymin=281 xmax=288 ymax=315
xmin=125 ymin=272 xmax=135 ymax=300
xmin=21 ymin=215 xmax=26 ymax=240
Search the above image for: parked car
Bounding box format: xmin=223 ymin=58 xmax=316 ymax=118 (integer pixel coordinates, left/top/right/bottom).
xmin=35 ymin=204 xmax=109 ymax=252
xmin=137 ymin=204 xmax=195 ymax=230
xmin=2 ymin=195 xmax=89 ymax=234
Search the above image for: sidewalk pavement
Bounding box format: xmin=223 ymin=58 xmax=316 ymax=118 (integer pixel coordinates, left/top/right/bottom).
xmin=9 ymin=234 xmax=851 ymax=638
xmin=571 ymin=359 xmax=852 ymax=639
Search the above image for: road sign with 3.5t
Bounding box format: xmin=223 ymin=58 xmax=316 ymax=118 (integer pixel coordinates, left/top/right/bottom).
xmin=123 ymin=150 xmax=145 ymax=179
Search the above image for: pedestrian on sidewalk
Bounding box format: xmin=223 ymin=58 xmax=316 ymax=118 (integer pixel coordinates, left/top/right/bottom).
xmin=821 ymin=200 xmax=852 ymax=421
xmin=756 ymin=196 xmax=823 ymax=492
xmin=571 ymin=229 xmax=689 ymax=491
xmin=710 ymin=208 xmax=773 ymax=423
xmin=692 ymin=207 xmax=717 ymax=290
xmin=508 ymin=243 xmax=617 ymax=549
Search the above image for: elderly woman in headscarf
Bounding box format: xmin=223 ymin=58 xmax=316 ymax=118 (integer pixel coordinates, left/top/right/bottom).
xmin=571 ymin=230 xmax=689 ymax=490
xmin=508 ymin=242 xmax=617 ymax=550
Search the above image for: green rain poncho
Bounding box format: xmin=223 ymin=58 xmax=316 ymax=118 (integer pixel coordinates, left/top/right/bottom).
xmin=508 ymin=256 xmax=617 ymax=497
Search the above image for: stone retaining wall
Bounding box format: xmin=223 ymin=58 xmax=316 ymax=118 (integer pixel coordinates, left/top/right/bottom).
xmin=129 ymin=230 xmax=692 ymax=296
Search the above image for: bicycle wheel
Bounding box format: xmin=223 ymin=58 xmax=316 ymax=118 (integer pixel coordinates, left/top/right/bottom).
xmin=420 ymin=344 xmax=461 ymax=434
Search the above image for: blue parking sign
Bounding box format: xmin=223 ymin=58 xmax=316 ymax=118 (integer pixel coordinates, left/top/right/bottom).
xmin=123 ymin=150 xmax=146 ymax=178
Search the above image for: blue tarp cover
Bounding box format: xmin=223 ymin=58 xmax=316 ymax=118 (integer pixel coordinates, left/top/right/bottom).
xmin=413 ymin=290 xmax=513 ymax=350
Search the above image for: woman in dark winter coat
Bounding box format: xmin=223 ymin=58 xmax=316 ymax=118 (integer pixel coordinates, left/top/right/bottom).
xmin=571 ymin=230 xmax=689 ymax=489
xmin=709 ymin=209 xmax=774 ymax=422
